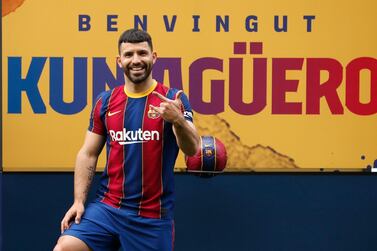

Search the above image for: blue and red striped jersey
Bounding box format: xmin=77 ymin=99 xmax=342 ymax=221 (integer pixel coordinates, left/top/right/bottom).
xmin=88 ymin=81 xmax=193 ymax=219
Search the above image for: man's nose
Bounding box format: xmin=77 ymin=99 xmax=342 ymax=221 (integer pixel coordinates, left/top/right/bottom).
xmin=131 ymin=54 xmax=142 ymax=64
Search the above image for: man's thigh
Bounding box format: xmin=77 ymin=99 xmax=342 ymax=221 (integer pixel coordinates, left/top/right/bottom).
xmin=62 ymin=202 xmax=120 ymax=251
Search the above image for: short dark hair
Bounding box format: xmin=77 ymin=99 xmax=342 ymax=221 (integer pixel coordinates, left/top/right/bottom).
xmin=118 ymin=29 xmax=153 ymax=53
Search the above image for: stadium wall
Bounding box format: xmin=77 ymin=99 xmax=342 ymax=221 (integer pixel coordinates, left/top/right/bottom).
xmin=3 ymin=173 xmax=377 ymax=251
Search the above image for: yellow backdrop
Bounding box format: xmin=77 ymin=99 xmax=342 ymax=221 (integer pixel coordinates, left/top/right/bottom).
xmin=3 ymin=0 xmax=377 ymax=171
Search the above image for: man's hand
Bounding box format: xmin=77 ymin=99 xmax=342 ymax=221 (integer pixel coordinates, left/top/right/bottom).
xmin=150 ymin=90 xmax=199 ymax=156
xmin=150 ymin=90 xmax=184 ymax=124
xmin=60 ymin=202 xmax=85 ymax=234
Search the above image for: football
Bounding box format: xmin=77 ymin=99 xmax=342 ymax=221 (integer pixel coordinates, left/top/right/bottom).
xmin=185 ymin=136 xmax=227 ymax=177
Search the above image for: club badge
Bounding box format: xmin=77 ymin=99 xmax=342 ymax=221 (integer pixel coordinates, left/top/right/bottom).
xmin=148 ymin=107 xmax=160 ymax=119
xmin=204 ymin=144 xmax=214 ymax=157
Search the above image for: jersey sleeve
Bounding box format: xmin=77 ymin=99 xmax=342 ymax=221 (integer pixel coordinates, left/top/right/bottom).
xmin=178 ymin=91 xmax=194 ymax=122
xmin=88 ymin=94 xmax=106 ymax=135
xmin=166 ymin=88 xmax=194 ymax=122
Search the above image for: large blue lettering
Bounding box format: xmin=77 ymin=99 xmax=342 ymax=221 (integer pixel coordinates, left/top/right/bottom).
xmin=8 ymin=57 xmax=47 ymax=113
xmin=50 ymin=58 xmax=87 ymax=114
xmin=92 ymin=58 xmax=124 ymax=105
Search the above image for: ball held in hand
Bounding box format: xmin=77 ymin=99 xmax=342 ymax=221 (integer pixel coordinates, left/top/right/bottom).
xmin=185 ymin=136 xmax=227 ymax=177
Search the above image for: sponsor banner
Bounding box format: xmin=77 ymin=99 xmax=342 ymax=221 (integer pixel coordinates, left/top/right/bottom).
xmin=2 ymin=0 xmax=377 ymax=171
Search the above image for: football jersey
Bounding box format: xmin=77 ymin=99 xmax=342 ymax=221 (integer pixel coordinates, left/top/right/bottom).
xmin=88 ymin=80 xmax=193 ymax=219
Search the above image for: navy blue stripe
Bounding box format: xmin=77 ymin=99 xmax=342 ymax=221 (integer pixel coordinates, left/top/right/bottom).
xmin=201 ymin=136 xmax=216 ymax=172
xmin=88 ymin=90 xmax=110 ymax=132
xmin=123 ymin=97 xmax=146 ymax=208
xmin=180 ymin=92 xmax=193 ymax=122
xmin=99 ymin=91 xmax=112 ymax=132
xmin=88 ymin=100 xmax=97 ymax=131
xmin=166 ymin=88 xmax=176 ymax=100
xmin=161 ymin=119 xmax=179 ymax=218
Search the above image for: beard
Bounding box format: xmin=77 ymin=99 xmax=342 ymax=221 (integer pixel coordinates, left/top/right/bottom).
xmin=124 ymin=62 xmax=153 ymax=84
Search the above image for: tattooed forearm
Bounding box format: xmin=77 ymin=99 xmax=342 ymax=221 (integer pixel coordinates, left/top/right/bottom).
xmin=83 ymin=165 xmax=96 ymax=197
xmin=73 ymin=132 xmax=104 ymax=205
xmin=74 ymin=160 xmax=97 ymax=204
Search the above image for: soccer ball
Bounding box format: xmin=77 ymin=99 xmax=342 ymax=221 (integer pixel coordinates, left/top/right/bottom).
xmin=185 ymin=136 xmax=227 ymax=177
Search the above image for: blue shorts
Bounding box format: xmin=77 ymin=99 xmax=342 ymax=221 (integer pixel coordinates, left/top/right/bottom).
xmin=62 ymin=202 xmax=174 ymax=251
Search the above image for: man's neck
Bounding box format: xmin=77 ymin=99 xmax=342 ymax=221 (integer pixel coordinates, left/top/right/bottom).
xmin=124 ymin=77 xmax=154 ymax=94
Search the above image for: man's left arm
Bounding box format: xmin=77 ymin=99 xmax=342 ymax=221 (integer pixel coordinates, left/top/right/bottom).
xmin=172 ymin=116 xmax=199 ymax=156
xmin=150 ymin=90 xmax=200 ymax=156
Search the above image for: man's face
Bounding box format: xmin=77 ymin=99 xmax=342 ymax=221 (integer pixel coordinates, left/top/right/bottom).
xmin=117 ymin=41 xmax=156 ymax=84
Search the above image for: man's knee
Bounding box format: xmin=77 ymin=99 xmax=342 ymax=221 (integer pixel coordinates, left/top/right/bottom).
xmin=53 ymin=242 xmax=64 ymax=251
xmin=53 ymin=240 xmax=71 ymax=251
xmin=53 ymin=235 xmax=90 ymax=251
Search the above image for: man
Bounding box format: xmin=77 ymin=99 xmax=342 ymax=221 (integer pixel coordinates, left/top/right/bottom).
xmin=53 ymin=29 xmax=199 ymax=251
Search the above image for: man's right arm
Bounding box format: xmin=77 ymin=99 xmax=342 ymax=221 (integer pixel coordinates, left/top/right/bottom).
xmin=60 ymin=131 xmax=105 ymax=233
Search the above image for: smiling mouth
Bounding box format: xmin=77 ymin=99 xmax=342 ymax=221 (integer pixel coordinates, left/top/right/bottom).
xmin=129 ymin=66 xmax=145 ymax=74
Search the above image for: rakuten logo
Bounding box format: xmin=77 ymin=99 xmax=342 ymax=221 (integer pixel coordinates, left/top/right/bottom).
xmin=109 ymin=129 xmax=160 ymax=145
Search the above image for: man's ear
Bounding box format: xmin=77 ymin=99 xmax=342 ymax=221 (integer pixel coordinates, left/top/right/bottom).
xmin=152 ymin=52 xmax=157 ymax=64
xmin=116 ymin=56 xmax=122 ymax=67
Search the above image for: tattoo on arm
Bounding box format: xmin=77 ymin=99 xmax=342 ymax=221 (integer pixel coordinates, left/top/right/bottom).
xmin=84 ymin=165 xmax=95 ymax=196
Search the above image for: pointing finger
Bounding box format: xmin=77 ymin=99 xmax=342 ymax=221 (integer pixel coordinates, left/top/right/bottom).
xmin=152 ymin=91 xmax=171 ymax=102
xmin=149 ymin=104 xmax=163 ymax=114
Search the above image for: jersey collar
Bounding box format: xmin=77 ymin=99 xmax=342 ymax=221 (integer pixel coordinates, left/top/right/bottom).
xmin=124 ymin=80 xmax=158 ymax=98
